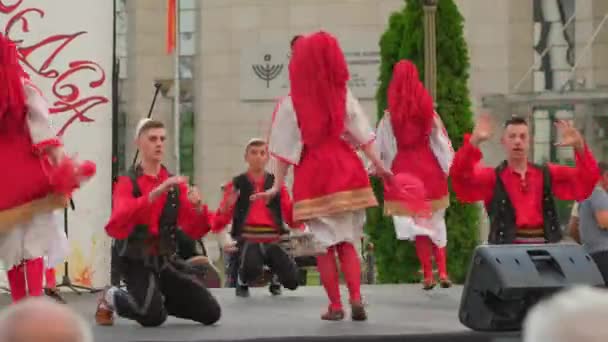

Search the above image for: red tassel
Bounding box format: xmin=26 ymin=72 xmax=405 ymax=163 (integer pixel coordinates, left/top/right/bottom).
xmin=48 ymin=157 xmax=96 ymax=196
xmin=0 ymin=33 xmax=26 ymax=129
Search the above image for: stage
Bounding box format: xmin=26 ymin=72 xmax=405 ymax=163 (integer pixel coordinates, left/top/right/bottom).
xmin=0 ymin=285 xmax=521 ymax=342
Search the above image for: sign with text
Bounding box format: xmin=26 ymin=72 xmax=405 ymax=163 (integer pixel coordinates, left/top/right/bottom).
xmin=0 ymin=0 xmax=113 ymax=288
xmin=240 ymin=41 xmax=380 ymax=100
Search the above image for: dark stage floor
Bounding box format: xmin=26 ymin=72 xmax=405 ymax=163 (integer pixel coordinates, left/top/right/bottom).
xmin=0 ymin=285 xmax=521 ymax=342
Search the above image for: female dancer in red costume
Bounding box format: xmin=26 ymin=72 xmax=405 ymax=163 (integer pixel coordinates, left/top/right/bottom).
xmin=376 ymin=60 xmax=454 ymax=289
xmin=0 ymin=33 xmax=94 ymax=303
xmin=255 ymin=31 xmax=392 ymax=321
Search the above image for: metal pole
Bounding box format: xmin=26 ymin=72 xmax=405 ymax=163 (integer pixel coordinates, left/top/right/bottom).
xmin=174 ymin=0 xmax=181 ymax=174
xmin=423 ymin=0 xmax=438 ymax=100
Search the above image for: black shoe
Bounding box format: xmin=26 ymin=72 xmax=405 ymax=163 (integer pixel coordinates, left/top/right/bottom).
xmin=236 ymin=285 xmax=250 ymax=297
xmin=269 ymin=284 xmax=282 ymax=296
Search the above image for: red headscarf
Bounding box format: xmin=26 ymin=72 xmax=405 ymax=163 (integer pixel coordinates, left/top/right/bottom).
xmin=0 ymin=33 xmax=26 ymax=130
xmin=288 ymin=31 xmax=349 ymax=147
xmin=387 ymin=60 xmax=434 ymax=148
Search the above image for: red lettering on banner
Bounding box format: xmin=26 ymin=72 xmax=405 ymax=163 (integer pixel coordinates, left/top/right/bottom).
xmin=0 ymin=0 xmax=110 ymax=136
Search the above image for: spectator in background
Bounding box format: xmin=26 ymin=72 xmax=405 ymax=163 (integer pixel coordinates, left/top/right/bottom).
xmin=524 ymin=286 xmax=608 ymax=342
xmin=0 ymin=297 xmax=92 ymax=342
xmin=577 ymin=162 xmax=608 ymax=285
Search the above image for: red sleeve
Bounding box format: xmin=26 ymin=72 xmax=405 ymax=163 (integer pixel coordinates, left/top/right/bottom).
xmin=105 ymin=176 xmax=152 ymax=239
xmin=449 ymin=134 xmax=496 ymax=203
xmin=176 ymin=183 xmax=213 ymax=240
xmin=212 ymin=183 xmax=235 ymax=233
xmin=280 ymin=185 xmax=303 ymax=230
xmin=548 ymin=144 xmax=600 ymax=201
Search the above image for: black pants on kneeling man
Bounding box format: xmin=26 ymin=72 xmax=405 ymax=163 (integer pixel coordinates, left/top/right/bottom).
xmin=113 ymin=256 xmax=221 ymax=327
xmin=239 ymin=241 xmax=299 ymax=291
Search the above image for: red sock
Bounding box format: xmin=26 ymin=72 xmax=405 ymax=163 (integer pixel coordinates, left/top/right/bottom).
xmin=7 ymin=264 xmax=27 ymax=302
xmin=433 ymin=245 xmax=449 ymax=279
xmin=316 ymin=246 xmax=342 ymax=311
xmin=415 ymin=236 xmax=434 ymax=282
xmin=45 ymin=267 xmax=57 ymax=289
xmin=24 ymin=258 xmax=44 ymax=297
xmin=336 ymin=242 xmax=362 ymax=303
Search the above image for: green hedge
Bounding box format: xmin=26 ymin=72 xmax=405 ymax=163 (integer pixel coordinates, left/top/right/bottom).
xmin=365 ymin=0 xmax=479 ymax=284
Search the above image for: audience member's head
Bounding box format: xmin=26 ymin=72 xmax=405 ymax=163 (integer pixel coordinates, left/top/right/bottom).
xmin=0 ymin=297 xmax=92 ymax=342
xmin=523 ymin=286 xmax=608 ymax=342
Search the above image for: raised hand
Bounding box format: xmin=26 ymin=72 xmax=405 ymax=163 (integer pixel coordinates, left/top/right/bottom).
xmin=187 ymin=186 xmax=203 ymax=207
xmin=470 ymin=113 xmax=493 ymax=146
xmin=555 ymin=119 xmax=584 ymax=151
xmin=149 ymin=175 xmax=188 ymax=202
xmin=249 ymin=186 xmax=279 ymax=202
xmin=223 ymin=240 xmax=238 ymax=254
xmin=162 ymin=176 xmax=188 ymax=191
xmin=220 ymin=188 xmax=240 ymax=213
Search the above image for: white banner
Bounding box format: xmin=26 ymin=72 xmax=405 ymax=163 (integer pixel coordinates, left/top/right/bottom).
xmin=240 ymin=41 xmax=381 ymax=101
xmin=0 ymin=0 xmax=113 ymax=288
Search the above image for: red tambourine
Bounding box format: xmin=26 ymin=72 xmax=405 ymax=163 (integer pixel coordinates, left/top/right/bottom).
xmin=384 ymin=172 xmax=432 ymax=218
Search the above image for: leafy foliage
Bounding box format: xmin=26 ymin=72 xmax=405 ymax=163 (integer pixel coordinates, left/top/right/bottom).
xmin=365 ymin=0 xmax=479 ymax=283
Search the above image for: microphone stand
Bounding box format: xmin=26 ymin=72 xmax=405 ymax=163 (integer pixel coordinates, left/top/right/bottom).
xmin=56 ymin=199 xmax=101 ymax=294
xmin=110 ymin=82 xmax=162 ymax=288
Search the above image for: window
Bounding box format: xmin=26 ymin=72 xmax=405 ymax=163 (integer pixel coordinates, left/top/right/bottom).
xmin=532 ymin=106 xmax=575 ymax=226
xmin=177 ymin=2 xmax=196 ymax=178
xmin=180 ymin=102 xmax=195 ymax=181
xmin=532 ymin=0 xmax=575 ymax=91
xmin=179 ymin=32 xmax=195 ymax=56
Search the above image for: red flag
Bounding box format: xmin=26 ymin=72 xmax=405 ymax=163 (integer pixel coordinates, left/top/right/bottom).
xmin=166 ymin=0 xmax=176 ymax=54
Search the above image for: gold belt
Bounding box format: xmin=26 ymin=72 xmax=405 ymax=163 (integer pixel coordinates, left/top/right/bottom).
xmin=0 ymin=194 xmax=68 ymax=233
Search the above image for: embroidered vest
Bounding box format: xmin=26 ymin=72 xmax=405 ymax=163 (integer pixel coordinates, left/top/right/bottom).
xmin=486 ymin=161 xmax=561 ymax=244
xmin=231 ymin=172 xmax=286 ymax=239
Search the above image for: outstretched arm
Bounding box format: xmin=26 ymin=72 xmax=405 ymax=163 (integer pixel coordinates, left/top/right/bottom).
xmin=375 ymin=113 xmax=397 ymax=171
xmin=345 ymin=89 xmax=392 ymax=178
xmin=280 ymin=185 xmax=304 ymax=230
xmin=24 ymin=82 xmax=64 ymax=165
xmin=548 ymin=146 xmax=599 ymax=201
xmin=212 ymin=183 xmax=238 ymax=233
xmin=449 ymin=134 xmax=496 ymax=203
xmin=105 ymin=177 xmax=153 ymax=239
xmin=549 ymin=120 xmax=600 ymax=201
xmin=177 ymin=183 xmax=213 ymax=240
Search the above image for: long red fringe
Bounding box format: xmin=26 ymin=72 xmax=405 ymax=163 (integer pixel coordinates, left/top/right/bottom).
xmin=388 ymin=60 xmax=435 ymax=148
xmin=288 ymin=31 xmax=349 ymax=147
xmin=0 ymin=33 xmax=26 ymax=130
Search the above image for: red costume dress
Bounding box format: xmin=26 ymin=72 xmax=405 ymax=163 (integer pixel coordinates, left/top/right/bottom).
xmin=0 ymin=34 xmax=95 ymax=302
xmin=269 ymin=32 xmax=376 ymax=320
xmin=450 ymin=134 xmax=599 ymax=243
xmin=376 ymin=60 xmax=454 ymax=288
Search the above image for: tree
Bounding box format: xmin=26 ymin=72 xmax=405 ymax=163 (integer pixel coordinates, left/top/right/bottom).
xmin=365 ymin=0 xmax=479 ymax=284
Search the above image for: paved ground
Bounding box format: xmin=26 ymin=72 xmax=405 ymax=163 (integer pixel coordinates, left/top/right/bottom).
xmin=1 ymin=285 xmax=471 ymax=342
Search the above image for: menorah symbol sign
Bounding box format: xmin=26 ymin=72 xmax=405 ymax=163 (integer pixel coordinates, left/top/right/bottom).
xmin=252 ymin=54 xmax=283 ymax=88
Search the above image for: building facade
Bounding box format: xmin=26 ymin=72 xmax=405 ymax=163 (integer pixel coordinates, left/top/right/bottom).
xmin=117 ymin=0 xmax=608 ymax=243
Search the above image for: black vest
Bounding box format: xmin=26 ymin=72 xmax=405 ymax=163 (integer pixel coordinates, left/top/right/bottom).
xmin=231 ymin=173 xmax=286 ymax=239
xmin=487 ymin=161 xmax=562 ymax=244
xmin=115 ymin=166 xmax=180 ymax=259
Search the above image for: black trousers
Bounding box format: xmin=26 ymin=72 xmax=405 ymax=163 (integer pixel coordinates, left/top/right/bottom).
xmin=110 ymin=240 xmax=125 ymax=286
xmin=591 ymin=250 xmax=608 ymax=286
xmin=238 ymin=241 xmax=299 ymax=290
xmin=114 ymin=256 xmax=221 ymax=327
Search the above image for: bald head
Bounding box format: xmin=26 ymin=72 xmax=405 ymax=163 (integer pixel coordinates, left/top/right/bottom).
xmin=524 ymin=286 xmax=608 ymax=342
xmin=0 ymin=297 xmax=92 ymax=342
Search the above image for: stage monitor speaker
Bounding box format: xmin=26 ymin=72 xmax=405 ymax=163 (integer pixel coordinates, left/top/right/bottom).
xmin=458 ymin=243 xmax=604 ymax=332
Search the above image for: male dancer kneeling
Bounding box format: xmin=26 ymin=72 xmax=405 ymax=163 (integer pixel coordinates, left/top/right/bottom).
xmin=214 ymin=138 xmax=302 ymax=297
xmin=95 ymin=119 xmax=221 ymax=327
